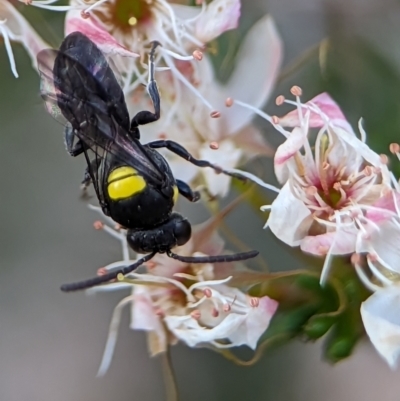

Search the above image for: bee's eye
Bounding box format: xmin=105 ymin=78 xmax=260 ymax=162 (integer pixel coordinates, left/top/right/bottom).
xmin=173 ymin=218 xmax=191 ymax=246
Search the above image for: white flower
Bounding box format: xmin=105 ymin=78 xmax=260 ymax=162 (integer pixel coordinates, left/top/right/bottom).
xmin=85 ymin=206 xmax=278 ymax=375
xmin=60 ymin=1 xmax=282 ymax=196
xmin=225 ymin=90 xmax=391 ymax=281
xmin=0 ymin=0 xmax=48 ymax=77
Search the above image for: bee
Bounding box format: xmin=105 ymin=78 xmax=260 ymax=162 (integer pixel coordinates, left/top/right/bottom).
xmin=37 ymin=32 xmax=258 ymax=292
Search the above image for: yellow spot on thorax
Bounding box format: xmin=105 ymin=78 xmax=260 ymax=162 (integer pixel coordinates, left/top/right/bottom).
xmin=107 ymin=166 xmax=146 ymax=200
xmin=173 ymin=185 xmax=179 ymax=204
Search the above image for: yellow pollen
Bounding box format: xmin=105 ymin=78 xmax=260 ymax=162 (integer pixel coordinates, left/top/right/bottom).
xmin=128 ymin=16 xmax=137 ymax=25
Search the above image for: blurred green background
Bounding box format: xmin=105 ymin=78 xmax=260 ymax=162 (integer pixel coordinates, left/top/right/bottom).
xmin=2 ymin=0 xmax=400 ymax=400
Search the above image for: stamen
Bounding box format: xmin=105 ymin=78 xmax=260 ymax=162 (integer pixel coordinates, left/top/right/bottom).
xmin=380 ymin=154 xmax=389 ymax=164
xmin=93 ymin=220 xmax=104 ymax=230
xmin=223 ymin=168 xmax=281 ymax=193
xmin=210 ymin=110 xmax=221 ymax=118
xmin=290 ymin=85 xmax=302 ymax=97
xmin=159 ymin=47 xmax=194 ymax=61
xmin=190 ymin=310 xmax=201 ymax=320
xmin=203 ymin=288 xmax=212 ymax=297
xmin=211 ymin=307 xmax=219 ymax=317
xmin=275 ymin=95 xmax=285 ymax=106
xmin=209 ymin=142 xmax=219 ymax=150
xmin=0 ymin=21 xmax=18 ymax=78
xmin=225 ymin=97 xmax=234 ymax=107
xmin=192 ymin=49 xmax=203 ymax=61
xmin=389 ymin=142 xmax=400 ymax=155
xmin=249 ymin=297 xmax=259 ymax=307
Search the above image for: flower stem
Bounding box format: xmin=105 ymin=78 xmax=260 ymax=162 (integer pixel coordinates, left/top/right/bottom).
xmin=160 ymin=347 xmax=179 ymax=401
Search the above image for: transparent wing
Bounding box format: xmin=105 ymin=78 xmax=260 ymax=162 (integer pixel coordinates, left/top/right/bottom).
xmin=36 ymin=32 xmax=165 ymax=185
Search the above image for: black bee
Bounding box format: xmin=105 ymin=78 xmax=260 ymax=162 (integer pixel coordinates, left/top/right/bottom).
xmin=37 ymin=32 xmax=258 ymax=292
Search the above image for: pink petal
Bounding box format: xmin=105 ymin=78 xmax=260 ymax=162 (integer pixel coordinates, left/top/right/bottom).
xmin=280 ymin=92 xmax=354 ymax=134
xmin=300 ymin=229 xmax=358 ymax=256
xmin=195 ymin=0 xmax=241 ymax=43
xmin=367 ymin=191 xmax=400 ymax=223
xmin=0 ymin=0 xmax=48 ymax=69
xmin=220 ymin=15 xmax=283 ymax=134
xmin=65 ymin=11 xmax=138 ymax=57
xmin=274 ymin=127 xmax=306 ymax=183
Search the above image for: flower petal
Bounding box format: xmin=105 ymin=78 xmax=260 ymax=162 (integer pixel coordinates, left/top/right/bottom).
xmin=219 ymin=15 xmax=282 ymax=134
xmin=199 ymin=140 xmax=242 ymax=197
xmin=280 ymin=93 xmax=354 ymax=134
xmin=300 ymin=228 xmax=358 ymax=256
xmin=364 ymin=220 xmax=400 ymax=274
xmin=268 ymin=183 xmax=314 ymax=247
xmin=65 ymin=11 xmax=138 ymax=57
xmin=228 ymin=296 xmax=278 ymax=349
xmin=195 ymin=0 xmax=241 ymax=43
xmin=0 ymin=0 xmax=48 ymax=70
xmin=361 ymin=286 xmax=400 ymax=369
xmin=274 ymin=127 xmax=307 ymax=183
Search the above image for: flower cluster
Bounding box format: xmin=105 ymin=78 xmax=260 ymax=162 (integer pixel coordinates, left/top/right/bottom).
xmin=87 ymin=206 xmax=277 ymax=375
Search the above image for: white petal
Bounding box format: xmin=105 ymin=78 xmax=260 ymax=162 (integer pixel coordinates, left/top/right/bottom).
xmin=361 ymin=286 xmax=400 ymax=369
xmin=268 ymin=183 xmax=314 ymax=247
xmin=199 ymin=140 xmax=242 ymax=197
xmin=218 ymin=15 xmax=282 ymax=134
xmin=228 ymin=296 xmax=278 ymax=349
xmin=164 ymin=313 xmax=245 ymax=347
xmin=195 ymin=0 xmax=240 ymax=43
xmin=367 ymin=220 xmax=400 ymax=274
xmin=274 ymin=127 xmax=306 ymax=183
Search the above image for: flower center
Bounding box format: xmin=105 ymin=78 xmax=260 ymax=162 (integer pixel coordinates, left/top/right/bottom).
xmin=318 ymin=187 xmax=342 ymax=209
xmin=101 ymin=0 xmax=153 ymax=32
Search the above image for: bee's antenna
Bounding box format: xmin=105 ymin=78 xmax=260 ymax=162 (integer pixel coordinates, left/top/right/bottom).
xmin=60 ymin=252 xmax=156 ymax=292
xmin=166 ymin=250 xmax=259 ymax=264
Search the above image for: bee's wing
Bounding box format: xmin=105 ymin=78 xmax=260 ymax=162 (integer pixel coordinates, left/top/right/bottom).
xmin=36 ymin=32 xmax=165 ymax=185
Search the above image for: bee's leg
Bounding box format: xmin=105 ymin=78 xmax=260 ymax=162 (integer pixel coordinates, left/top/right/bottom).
xmin=130 ymin=42 xmax=161 ymax=131
xmin=64 ymin=126 xmax=85 ymax=157
xmin=147 ymin=140 xmax=247 ymax=182
xmin=80 ymin=158 xmax=98 ymax=190
xmin=176 ymin=179 xmax=200 ymax=202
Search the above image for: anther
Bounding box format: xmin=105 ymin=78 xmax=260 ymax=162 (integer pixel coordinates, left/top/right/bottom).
xmin=211 ymin=308 xmax=219 ymax=317
xmin=23 ymin=0 xmax=32 ymax=4
xmin=317 ymin=246 xmax=329 ymax=255
xmin=290 ymin=86 xmax=302 ymax=97
xmin=192 ymin=50 xmax=203 ymax=61
xmin=203 ymin=288 xmax=212 ymax=297
xmin=223 ymin=304 xmax=231 ymax=312
xmin=333 ymin=182 xmax=342 ymax=190
xmin=97 ymin=267 xmax=108 ymax=276
xmin=389 ymin=143 xmax=400 ymax=154
xmin=351 ymin=253 xmax=362 ymax=265
xmin=158 ymin=132 xmax=167 ymax=139
xmin=210 ymin=110 xmax=221 ymax=118
xmin=225 ymin=97 xmax=234 ymax=107
xmin=380 ymin=154 xmax=389 ymax=164
xmin=191 ymin=310 xmax=201 ymax=320
xmin=367 ymin=253 xmax=378 ymax=262
xmin=306 ymin=186 xmax=318 ymax=196
xmin=275 ymin=95 xmax=285 ymax=106
xmin=209 ymin=141 xmax=219 ymax=150
xmin=322 ymin=161 xmax=330 ymax=171
xmin=195 ymin=0 xmax=203 ymax=4
xmin=93 ymin=220 xmax=104 ymax=230
xmin=114 ymin=224 xmax=122 ymax=231
xmin=250 ymin=297 xmax=259 ymax=307
xmin=271 ymin=115 xmax=280 ymax=125
xmin=364 ymin=166 xmax=373 ymax=176
xmin=81 ymin=10 xmax=90 ymax=19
